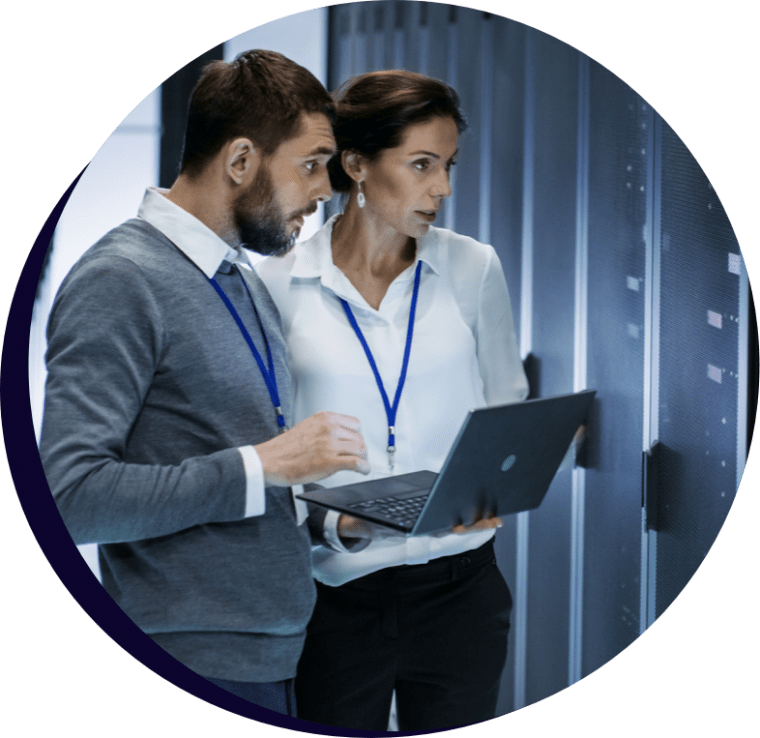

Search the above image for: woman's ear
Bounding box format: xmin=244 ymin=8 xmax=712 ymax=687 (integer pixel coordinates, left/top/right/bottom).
xmin=341 ymin=150 xmax=368 ymax=183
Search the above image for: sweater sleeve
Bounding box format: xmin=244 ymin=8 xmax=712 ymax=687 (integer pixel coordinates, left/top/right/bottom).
xmin=476 ymin=247 xmax=530 ymax=405
xmin=39 ymin=255 xmax=248 ymax=545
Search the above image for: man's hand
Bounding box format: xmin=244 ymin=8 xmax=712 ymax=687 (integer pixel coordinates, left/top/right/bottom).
xmin=255 ymin=411 xmax=370 ymax=486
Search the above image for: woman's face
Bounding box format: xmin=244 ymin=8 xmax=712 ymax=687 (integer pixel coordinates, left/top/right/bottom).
xmin=361 ymin=116 xmax=459 ymax=240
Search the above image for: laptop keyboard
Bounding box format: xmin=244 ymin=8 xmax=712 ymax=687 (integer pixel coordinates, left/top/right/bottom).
xmin=349 ymin=494 xmax=429 ymax=528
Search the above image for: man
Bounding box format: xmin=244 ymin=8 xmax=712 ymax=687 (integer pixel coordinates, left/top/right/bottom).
xmin=39 ymin=50 xmax=369 ymax=717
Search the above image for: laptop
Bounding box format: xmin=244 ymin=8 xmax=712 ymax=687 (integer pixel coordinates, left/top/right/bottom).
xmin=297 ymin=389 xmax=596 ymax=536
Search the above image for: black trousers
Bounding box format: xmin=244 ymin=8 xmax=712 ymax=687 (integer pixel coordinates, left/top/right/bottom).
xmin=205 ymin=676 xmax=297 ymax=717
xmin=294 ymin=539 xmax=512 ymax=731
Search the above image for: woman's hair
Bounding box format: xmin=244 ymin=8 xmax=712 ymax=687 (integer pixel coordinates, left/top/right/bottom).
xmin=328 ymin=70 xmax=468 ymax=193
xmin=180 ymin=49 xmax=334 ymax=177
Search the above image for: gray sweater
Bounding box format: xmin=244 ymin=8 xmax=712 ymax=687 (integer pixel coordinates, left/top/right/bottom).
xmin=39 ymin=218 xmax=315 ymax=682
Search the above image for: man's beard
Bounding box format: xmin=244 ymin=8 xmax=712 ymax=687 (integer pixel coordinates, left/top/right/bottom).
xmin=233 ymin=164 xmax=296 ymax=257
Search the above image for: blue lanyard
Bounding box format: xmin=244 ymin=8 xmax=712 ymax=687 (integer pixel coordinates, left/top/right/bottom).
xmin=209 ymin=266 xmax=288 ymax=432
xmin=339 ymin=260 xmax=423 ymax=470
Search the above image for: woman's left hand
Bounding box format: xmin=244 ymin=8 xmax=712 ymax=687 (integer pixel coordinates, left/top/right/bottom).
xmin=337 ymin=513 xmax=404 ymax=540
xmin=338 ymin=513 xmax=504 ymax=539
xmin=451 ymin=515 xmax=503 ymax=534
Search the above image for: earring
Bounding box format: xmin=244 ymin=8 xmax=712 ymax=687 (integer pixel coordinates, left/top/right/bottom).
xmin=357 ymin=181 xmax=366 ymax=209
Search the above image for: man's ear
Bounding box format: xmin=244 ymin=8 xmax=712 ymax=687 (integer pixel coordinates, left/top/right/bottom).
xmin=341 ymin=150 xmax=368 ymax=183
xmin=225 ymin=138 xmax=260 ymax=185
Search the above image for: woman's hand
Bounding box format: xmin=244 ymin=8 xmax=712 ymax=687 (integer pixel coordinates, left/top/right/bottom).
xmin=338 ymin=512 xmax=503 ymax=541
xmin=337 ymin=514 xmax=403 ymax=540
xmin=451 ymin=515 xmax=503 ymax=534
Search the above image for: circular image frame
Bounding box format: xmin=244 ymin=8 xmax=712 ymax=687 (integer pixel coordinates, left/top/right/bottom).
xmin=3 ymin=1 xmax=754 ymax=735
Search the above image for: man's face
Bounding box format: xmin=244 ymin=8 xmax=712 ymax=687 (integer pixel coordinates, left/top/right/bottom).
xmin=234 ymin=112 xmax=335 ymax=256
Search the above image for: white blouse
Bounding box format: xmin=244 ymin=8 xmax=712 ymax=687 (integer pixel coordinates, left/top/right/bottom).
xmin=256 ymin=215 xmax=529 ymax=586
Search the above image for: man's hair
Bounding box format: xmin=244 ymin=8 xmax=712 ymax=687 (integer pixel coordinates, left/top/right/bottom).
xmin=328 ymin=70 xmax=468 ymax=193
xmin=180 ymin=49 xmax=335 ymax=176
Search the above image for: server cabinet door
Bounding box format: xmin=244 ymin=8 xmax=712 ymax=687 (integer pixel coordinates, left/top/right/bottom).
xmin=522 ymin=28 xmax=579 ymax=706
xmin=488 ymin=15 xmax=527 ymax=716
xmin=653 ymin=121 xmax=744 ymax=619
xmin=581 ymin=61 xmax=648 ymax=677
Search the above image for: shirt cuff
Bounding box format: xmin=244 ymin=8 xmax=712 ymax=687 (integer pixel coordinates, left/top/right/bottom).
xmin=322 ymin=509 xmax=371 ymax=553
xmin=238 ymin=446 xmax=266 ymax=518
xmin=291 ymin=484 xmax=309 ymax=526
xmin=323 ymin=510 xmax=351 ymax=552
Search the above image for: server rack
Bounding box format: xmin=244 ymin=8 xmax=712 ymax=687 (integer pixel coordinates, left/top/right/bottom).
xmin=326 ymin=1 xmax=754 ymax=716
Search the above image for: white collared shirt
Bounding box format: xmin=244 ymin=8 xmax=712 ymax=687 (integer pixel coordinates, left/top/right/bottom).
xmin=137 ymin=187 xmax=267 ymax=518
xmin=257 ymin=215 xmax=529 ymax=585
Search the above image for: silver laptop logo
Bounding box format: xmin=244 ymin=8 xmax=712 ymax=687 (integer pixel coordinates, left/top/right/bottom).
xmin=501 ymin=455 xmax=517 ymax=472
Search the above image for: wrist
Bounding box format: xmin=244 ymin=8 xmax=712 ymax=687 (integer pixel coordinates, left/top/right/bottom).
xmin=254 ymin=438 xmax=286 ymax=487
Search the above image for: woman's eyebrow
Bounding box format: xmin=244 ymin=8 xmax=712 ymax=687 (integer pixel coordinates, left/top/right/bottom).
xmin=407 ymin=148 xmax=459 ymax=159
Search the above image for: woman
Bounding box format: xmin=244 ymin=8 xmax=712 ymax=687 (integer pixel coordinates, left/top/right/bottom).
xmin=257 ymin=70 xmax=529 ymax=731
